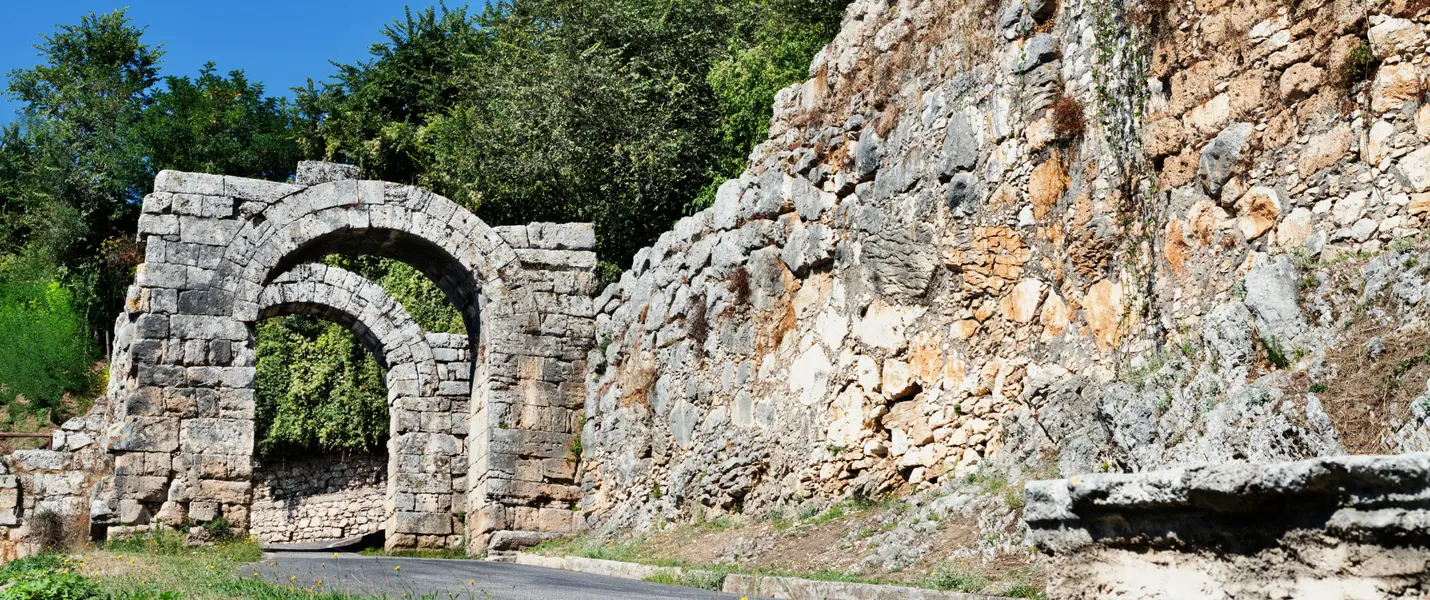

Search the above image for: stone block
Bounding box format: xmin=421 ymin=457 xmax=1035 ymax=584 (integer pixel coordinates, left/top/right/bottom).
xmin=116 ymin=475 xmax=169 ymax=502
xmin=526 ymin=223 xmax=596 ymax=250
xmin=180 ymin=419 xmax=254 ymax=455
xmin=296 ymin=161 xmax=360 ymax=186
xmin=1198 ymin=122 xmax=1252 ymax=197
xmin=188 ymin=501 xmax=219 ymax=522
xmin=514 ymin=249 xmax=598 ymax=270
xmin=394 ymin=512 xmax=452 ymax=535
xmin=110 ymin=417 xmax=180 ymax=452
xmin=156 ymin=170 xmax=224 ymax=196
xmin=196 ymin=480 xmax=250 ymax=504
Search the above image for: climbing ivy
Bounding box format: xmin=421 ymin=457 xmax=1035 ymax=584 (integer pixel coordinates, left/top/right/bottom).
xmin=1089 ymin=0 xmax=1170 ymax=359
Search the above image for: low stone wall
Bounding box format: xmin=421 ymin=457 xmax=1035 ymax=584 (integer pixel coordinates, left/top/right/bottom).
xmin=1024 ymin=453 xmax=1430 ymax=599
xmin=250 ymin=454 xmax=386 ymax=545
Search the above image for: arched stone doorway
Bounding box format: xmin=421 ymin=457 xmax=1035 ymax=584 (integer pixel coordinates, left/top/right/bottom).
xmin=254 ymin=264 xmax=465 ymax=549
xmin=101 ymin=162 xmax=597 ymax=553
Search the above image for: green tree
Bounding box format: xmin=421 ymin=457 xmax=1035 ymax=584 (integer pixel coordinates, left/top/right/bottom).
xmin=4 ymin=10 xmax=160 ymax=258
xmin=298 ymin=0 xmax=848 ymax=274
xmin=0 ymin=254 xmax=98 ymax=427
xmin=3 ymin=9 xmax=161 ymax=336
xmin=138 ymin=63 xmax=301 ymax=182
xmin=254 ymin=317 xmax=391 ymax=460
xmin=704 ymin=0 xmax=849 ymax=206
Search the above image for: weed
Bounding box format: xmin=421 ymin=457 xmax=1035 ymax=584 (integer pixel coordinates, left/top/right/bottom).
xmin=592 ymin=336 xmax=612 ymax=375
xmin=1005 ymin=488 xmax=1026 ymax=510
xmin=1260 ymin=334 xmax=1290 ymax=369
xmin=815 ymin=504 xmax=845 ymax=523
xmin=1050 ymin=96 xmax=1086 ymax=140
xmin=919 ymin=564 xmax=990 ymax=593
xmin=680 ymin=568 xmax=730 ymax=591
xmin=1339 ymin=41 xmax=1378 ymax=88
xmin=701 ymin=515 xmax=735 ymax=531
xmin=642 ymin=569 xmax=682 ymax=586
xmin=795 ymin=504 xmax=821 ymax=521
xmin=1123 ymin=354 xmax=1167 ymax=389
xmin=201 ymin=516 xmax=235 ymax=543
xmin=1005 ymin=583 xmax=1049 ymax=598
xmin=1310 ymin=382 xmax=1328 ymax=393
xmin=1155 ymin=391 xmax=1172 ymax=415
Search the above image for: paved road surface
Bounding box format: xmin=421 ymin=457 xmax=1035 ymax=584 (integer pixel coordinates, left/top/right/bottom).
xmin=249 ymin=552 xmax=758 ymax=600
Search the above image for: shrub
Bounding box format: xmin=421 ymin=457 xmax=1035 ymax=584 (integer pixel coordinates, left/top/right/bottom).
xmin=1339 ymin=41 xmax=1378 ymax=87
xmin=920 ymin=564 xmax=990 ymax=593
xmin=27 ymin=510 xmax=68 ymax=552
xmin=201 ymin=516 xmax=235 ymax=543
xmin=0 ymin=570 xmax=96 ymax=600
xmin=0 ymin=263 xmax=98 ymax=426
xmin=1050 ymin=96 xmax=1086 ymax=141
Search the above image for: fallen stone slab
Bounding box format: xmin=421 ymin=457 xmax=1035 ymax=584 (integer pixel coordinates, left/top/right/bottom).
xmin=1024 ymin=452 xmax=1430 ymax=599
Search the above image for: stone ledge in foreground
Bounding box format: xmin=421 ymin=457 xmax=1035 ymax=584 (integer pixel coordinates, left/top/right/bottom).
xmin=1024 ymin=452 xmax=1430 ymax=599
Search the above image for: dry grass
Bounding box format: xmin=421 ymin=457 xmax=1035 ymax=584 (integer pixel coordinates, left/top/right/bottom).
xmin=688 ymin=292 xmax=709 ymax=348
xmin=1317 ymin=316 xmax=1430 ymax=454
xmin=728 ymin=267 xmax=751 ymax=306
xmin=1051 ymin=96 xmax=1086 ymax=141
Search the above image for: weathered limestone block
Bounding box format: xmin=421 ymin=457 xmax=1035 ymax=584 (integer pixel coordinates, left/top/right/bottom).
xmin=180 ymin=419 xmax=254 ymax=456
xmin=295 ymin=161 xmax=360 ymax=186
xmin=1026 ymin=453 xmax=1430 ymax=599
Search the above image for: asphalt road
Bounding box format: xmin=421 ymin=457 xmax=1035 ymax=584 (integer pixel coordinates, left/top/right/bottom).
xmin=249 ymin=552 xmax=757 ymax=600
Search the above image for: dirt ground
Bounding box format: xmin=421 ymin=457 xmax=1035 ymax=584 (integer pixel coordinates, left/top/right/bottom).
xmin=539 ymin=486 xmax=1042 ymax=595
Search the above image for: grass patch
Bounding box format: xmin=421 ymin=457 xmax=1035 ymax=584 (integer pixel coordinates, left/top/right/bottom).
xmin=357 ymin=547 xmax=469 ymax=560
xmin=919 ymin=564 xmax=989 ymax=593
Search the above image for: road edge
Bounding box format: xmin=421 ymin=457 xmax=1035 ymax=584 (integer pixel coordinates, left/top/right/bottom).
xmin=513 ymin=553 xmax=1019 ymax=599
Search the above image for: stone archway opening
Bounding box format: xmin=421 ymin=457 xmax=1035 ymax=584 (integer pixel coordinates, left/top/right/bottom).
xmin=247 ymin=264 xmax=467 ymax=551
xmin=99 ymin=163 xmax=597 ymax=556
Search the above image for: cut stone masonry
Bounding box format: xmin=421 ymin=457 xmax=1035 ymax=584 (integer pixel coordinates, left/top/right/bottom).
xmin=0 ymin=161 xmax=597 ymax=555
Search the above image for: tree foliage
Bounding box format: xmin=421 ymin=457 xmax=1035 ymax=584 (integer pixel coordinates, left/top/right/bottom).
xmin=0 ymin=1 xmax=849 ymax=451
xmin=254 ymin=317 xmax=391 ymax=459
xmin=300 ymin=0 xmax=848 ymax=272
xmin=0 ymin=10 xmax=298 ymax=428
xmin=0 ymin=255 xmax=98 ymax=427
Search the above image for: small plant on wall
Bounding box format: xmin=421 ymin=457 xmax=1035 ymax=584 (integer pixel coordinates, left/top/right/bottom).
xmin=1338 ymin=40 xmax=1378 ymax=88
xmin=1051 ymin=96 xmax=1086 ymax=141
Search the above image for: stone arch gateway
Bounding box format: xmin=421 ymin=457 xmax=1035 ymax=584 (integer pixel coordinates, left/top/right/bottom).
xmin=98 ymin=162 xmax=598 ymax=554
xmin=257 ymin=264 xmax=465 ymax=549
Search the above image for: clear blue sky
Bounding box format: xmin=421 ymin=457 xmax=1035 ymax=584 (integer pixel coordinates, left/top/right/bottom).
xmin=1 ymin=1 xmax=483 ymax=121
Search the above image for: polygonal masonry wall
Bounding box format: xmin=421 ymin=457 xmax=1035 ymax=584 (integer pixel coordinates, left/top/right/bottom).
xmin=89 ymin=162 xmax=597 ymax=554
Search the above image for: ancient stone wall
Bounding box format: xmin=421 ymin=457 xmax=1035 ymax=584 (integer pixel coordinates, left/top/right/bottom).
xmin=0 ymin=404 xmax=110 ymax=560
xmin=578 ymin=0 xmax=1430 ymax=540
xmin=471 ymin=224 xmax=597 ymax=554
xmin=250 ymin=454 xmax=387 ymax=546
